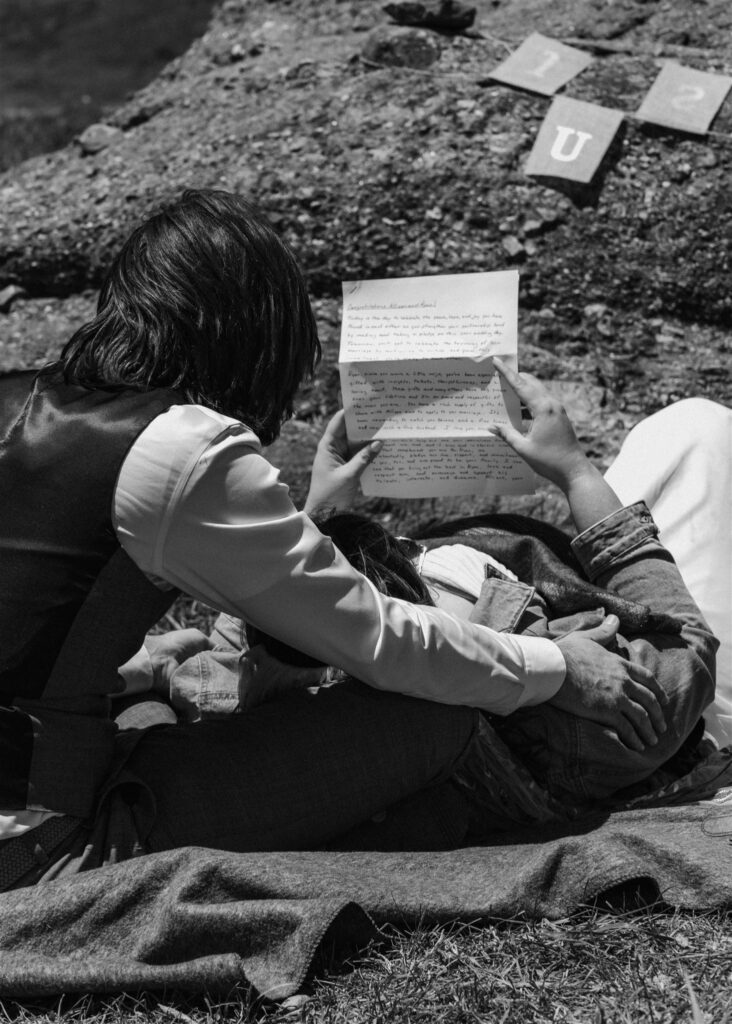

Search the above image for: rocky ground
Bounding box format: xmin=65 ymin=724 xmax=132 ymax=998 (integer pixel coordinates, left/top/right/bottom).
xmin=1 ymin=0 xmax=731 ymax=537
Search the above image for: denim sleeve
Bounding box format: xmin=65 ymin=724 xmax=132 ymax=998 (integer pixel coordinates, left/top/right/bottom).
xmin=168 ymin=651 xmax=243 ymax=722
xmin=570 ymin=501 xmax=718 ymax=728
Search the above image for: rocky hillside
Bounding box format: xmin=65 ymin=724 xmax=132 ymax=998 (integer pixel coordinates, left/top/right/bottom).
xmin=1 ymin=0 xmax=731 ymax=534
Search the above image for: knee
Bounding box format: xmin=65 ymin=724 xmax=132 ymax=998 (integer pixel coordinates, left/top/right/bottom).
xmin=646 ymin=398 xmax=731 ymax=446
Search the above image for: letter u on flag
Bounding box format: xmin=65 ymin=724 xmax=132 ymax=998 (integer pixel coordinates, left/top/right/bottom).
xmin=524 ymin=96 xmax=625 ymax=183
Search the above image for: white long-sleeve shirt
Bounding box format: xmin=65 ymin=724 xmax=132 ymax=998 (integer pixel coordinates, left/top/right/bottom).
xmin=114 ymin=405 xmax=565 ymax=712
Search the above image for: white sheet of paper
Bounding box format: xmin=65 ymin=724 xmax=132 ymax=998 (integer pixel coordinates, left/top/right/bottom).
xmin=338 ymin=271 xmax=535 ymax=497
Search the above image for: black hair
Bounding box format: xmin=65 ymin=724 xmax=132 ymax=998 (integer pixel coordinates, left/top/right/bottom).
xmin=246 ymin=513 xmax=434 ymax=667
xmin=56 ymin=189 xmax=320 ymax=445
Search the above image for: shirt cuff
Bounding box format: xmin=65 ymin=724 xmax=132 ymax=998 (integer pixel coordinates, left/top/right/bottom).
xmin=169 ymin=652 xmax=242 ymax=722
xmin=116 ymin=645 xmax=154 ymax=696
xmin=514 ymin=635 xmax=566 ymax=708
xmin=570 ymin=501 xmax=659 ymax=581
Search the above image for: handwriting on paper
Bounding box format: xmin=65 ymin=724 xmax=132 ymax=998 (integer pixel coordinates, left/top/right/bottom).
xmin=341 ymin=359 xmax=510 ymax=439
xmin=342 ymin=309 xmax=508 ymax=361
xmin=340 ymin=271 xmax=518 ymax=362
xmin=359 ymin=438 xmax=535 ymax=498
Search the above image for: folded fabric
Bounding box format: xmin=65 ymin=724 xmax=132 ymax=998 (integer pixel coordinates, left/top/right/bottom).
xmin=1 ymin=777 xmax=732 ymax=1001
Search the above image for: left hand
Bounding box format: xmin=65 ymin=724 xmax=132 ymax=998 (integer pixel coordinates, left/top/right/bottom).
xmin=553 ymin=616 xmax=668 ymax=752
xmin=304 ymin=409 xmax=382 ymax=514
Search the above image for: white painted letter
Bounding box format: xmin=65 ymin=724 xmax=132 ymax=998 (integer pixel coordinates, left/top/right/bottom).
xmin=550 ymin=125 xmax=593 ymax=162
xmin=671 ymin=84 xmax=705 ymax=111
xmin=531 ymin=49 xmax=560 ymax=79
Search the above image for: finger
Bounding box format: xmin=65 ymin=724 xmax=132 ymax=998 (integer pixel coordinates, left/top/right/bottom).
xmin=488 ymin=420 xmax=526 ymax=452
xmin=319 ymin=409 xmax=348 ymax=449
xmin=627 ymin=661 xmax=670 ymax=707
xmin=622 ymin=698 xmax=659 ymax=747
xmin=626 ymin=678 xmax=668 ymax=735
xmin=493 ymin=357 xmax=547 ymax=408
xmin=347 ymin=439 xmax=383 ymax=475
xmin=610 ymin=715 xmax=646 ymax=753
xmin=579 ymin=614 xmax=620 ymax=647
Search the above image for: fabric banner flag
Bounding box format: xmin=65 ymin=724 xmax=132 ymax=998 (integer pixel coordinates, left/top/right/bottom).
xmin=524 ymin=96 xmax=625 ymax=183
xmin=487 ymin=33 xmax=593 ymax=97
xmin=636 ymin=62 xmax=732 ymax=135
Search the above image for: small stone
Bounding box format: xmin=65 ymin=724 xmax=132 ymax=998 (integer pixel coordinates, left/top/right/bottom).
xmin=76 ymin=123 xmax=124 ymax=156
xmin=584 ymin=303 xmax=608 ymax=319
xmin=524 ymin=239 xmax=538 ymax=256
xmin=362 ymin=25 xmax=443 ymax=69
xmin=229 ymin=42 xmax=246 ymax=61
xmin=425 ymin=205 xmax=443 ymax=220
xmin=0 ymin=284 xmax=26 ymax=313
xmin=537 ymin=307 xmax=555 ymax=319
xmin=698 ymin=149 xmax=718 ymax=169
xmin=671 ymin=163 xmax=692 ymax=183
xmin=280 ymin=994 xmax=312 ymax=1010
xmin=523 ymin=218 xmax=543 ymax=236
xmin=501 ymin=235 xmax=524 ymax=258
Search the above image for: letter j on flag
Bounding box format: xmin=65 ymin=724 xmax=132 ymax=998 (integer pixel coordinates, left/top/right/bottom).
xmin=524 ymin=96 xmax=625 ymax=183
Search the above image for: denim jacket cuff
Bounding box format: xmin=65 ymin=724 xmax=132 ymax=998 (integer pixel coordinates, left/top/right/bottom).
xmin=570 ymin=501 xmax=659 ymax=582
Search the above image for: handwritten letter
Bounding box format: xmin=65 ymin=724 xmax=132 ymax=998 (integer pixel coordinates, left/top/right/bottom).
xmin=339 ymin=272 xmax=535 ymax=497
xmin=359 ymin=438 xmax=534 ymax=499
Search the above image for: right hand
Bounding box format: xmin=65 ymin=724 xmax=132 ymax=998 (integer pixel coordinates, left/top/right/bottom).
xmin=490 ymin=358 xmax=590 ymax=489
xmin=552 ymin=615 xmax=669 ymax=752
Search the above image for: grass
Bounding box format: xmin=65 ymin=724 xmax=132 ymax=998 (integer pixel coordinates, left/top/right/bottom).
xmin=1 ymin=905 xmax=730 ymax=1022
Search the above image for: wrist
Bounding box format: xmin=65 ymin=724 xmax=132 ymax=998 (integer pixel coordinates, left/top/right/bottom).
xmin=556 ymin=455 xmax=599 ymax=494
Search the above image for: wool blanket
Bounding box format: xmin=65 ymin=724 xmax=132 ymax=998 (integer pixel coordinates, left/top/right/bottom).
xmin=1 ymin=788 xmax=732 ymax=1001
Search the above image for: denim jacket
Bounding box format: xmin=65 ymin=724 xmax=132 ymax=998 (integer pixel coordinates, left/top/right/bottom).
xmin=450 ymin=502 xmax=717 ymax=810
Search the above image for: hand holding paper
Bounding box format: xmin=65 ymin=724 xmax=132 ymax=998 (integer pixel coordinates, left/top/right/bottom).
xmin=338 ymin=271 xmax=536 ymax=498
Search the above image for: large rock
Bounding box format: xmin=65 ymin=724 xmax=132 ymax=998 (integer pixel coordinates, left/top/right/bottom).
xmin=1 ymin=0 xmax=730 ymax=532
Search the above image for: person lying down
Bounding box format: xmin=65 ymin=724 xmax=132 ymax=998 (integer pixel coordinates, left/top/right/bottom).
xmin=121 ymin=499 xmax=721 ymax=834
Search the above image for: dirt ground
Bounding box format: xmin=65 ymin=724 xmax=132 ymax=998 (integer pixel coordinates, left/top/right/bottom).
xmin=1 ymin=0 xmax=731 ymax=536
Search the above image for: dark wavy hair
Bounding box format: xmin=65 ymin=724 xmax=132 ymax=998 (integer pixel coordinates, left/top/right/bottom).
xmin=56 ymin=189 xmax=320 ymax=445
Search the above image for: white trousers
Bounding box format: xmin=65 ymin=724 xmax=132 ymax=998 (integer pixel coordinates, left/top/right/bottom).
xmin=604 ymin=398 xmax=732 ymax=747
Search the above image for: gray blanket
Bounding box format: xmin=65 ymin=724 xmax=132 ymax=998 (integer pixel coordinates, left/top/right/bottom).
xmin=2 ymin=798 xmax=732 ymax=1001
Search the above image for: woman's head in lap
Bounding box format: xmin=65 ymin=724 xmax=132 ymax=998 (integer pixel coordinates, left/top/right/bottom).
xmin=57 ymin=188 xmax=321 ymax=445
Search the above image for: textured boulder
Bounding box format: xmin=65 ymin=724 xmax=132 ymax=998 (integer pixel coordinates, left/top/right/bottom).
xmin=1 ymin=0 xmax=731 ymax=530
